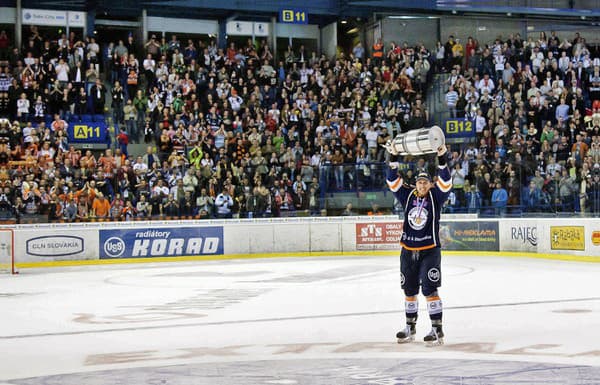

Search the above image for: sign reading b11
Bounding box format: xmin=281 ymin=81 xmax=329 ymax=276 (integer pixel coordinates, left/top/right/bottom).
xmin=279 ymin=8 xmax=308 ymax=24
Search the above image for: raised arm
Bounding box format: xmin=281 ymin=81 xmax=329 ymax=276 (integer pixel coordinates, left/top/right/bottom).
xmin=434 ymin=145 xmax=452 ymax=196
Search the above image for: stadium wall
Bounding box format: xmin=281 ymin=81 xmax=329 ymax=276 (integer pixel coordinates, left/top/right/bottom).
xmin=5 ymin=217 xmax=599 ymax=267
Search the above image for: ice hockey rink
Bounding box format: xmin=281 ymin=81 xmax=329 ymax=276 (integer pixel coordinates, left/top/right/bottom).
xmin=1 ymin=253 xmax=599 ymax=385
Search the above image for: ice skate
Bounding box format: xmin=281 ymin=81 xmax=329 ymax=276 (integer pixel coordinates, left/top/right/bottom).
xmin=396 ymin=323 xmax=416 ymax=343
xmin=423 ymin=325 xmax=444 ymax=347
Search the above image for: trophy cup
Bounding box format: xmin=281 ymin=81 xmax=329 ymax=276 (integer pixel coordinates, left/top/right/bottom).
xmin=383 ymin=125 xmax=446 ymax=156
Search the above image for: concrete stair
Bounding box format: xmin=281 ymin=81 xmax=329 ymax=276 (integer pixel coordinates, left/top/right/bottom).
xmin=425 ymin=72 xmax=451 ymax=125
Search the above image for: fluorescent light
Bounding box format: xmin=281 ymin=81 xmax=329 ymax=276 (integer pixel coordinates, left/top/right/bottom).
xmin=341 ymin=20 xmax=347 ymax=24
xmin=388 ymin=16 xmax=421 ymax=19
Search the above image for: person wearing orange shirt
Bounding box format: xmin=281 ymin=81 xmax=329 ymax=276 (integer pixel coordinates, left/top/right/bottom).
xmin=372 ymin=38 xmax=384 ymax=66
xmin=91 ymin=192 xmax=111 ymax=218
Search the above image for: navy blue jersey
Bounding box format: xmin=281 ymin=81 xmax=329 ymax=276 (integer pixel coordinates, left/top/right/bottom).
xmin=386 ymin=165 xmax=452 ymax=250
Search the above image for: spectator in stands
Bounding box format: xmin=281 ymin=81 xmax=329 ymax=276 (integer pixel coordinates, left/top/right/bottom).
xmin=341 ymin=202 xmax=356 ymax=216
xmin=90 ymin=79 xmax=106 ymax=114
xmin=91 ymin=192 xmax=110 ymax=219
xmin=0 ymin=30 xmax=9 ymax=61
xmin=352 ymin=42 xmax=364 ymax=61
xmin=558 ymin=168 xmax=576 ymax=211
xmin=215 ymin=187 xmax=234 ymax=219
xmin=445 ymin=85 xmax=458 ymax=118
xmin=0 ymin=23 xmax=597 ymax=224
xmin=491 ymin=180 xmax=508 ymax=217
xmin=161 ymin=193 xmax=179 ymax=217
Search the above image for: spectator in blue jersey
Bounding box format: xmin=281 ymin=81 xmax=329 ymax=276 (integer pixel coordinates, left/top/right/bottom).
xmin=386 ymin=143 xmax=451 ymax=347
xmin=555 ymin=98 xmax=570 ymax=123
xmin=491 ymin=180 xmax=508 ymax=217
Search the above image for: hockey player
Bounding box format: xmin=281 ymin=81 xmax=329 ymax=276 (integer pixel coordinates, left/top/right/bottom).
xmin=386 ymin=144 xmax=451 ymax=346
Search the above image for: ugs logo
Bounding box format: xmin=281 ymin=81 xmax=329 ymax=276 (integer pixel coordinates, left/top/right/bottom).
xmin=104 ymin=237 xmax=126 ymax=258
xmin=427 ymin=268 xmax=440 ymax=282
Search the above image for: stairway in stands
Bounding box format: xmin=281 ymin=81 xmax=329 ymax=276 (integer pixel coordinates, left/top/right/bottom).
xmin=425 ymin=72 xmax=451 ymax=126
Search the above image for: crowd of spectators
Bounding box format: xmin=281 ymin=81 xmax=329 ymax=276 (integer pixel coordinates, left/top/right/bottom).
xmin=0 ymin=24 xmax=598 ymax=222
xmin=437 ymin=32 xmax=600 ymax=215
xmin=0 ymin=25 xmax=434 ymax=222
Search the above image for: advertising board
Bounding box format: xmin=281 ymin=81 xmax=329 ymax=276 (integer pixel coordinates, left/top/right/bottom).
xmin=356 ymin=222 xmax=403 ymax=250
xmin=550 ymin=226 xmax=585 ymax=251
xmin=499 ymin=220 xmax=538 ymax=252
xmin=440 ymin=221 xmax=499 ymax=251
xmin=15 ymin=229 xmax=98 ymax=261
xmin=99 ymin=227 xmax=224 ymax=259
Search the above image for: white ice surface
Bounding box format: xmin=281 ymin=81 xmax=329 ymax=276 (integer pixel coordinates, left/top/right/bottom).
xmin=0 ymin=254 xmax=599 ymax=381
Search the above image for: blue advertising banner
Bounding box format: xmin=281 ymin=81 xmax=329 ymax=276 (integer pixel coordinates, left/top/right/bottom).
xmin=442 ymin=118 xmax=476 ymax=140
xmin=68 ymin=120 xmax=109 ymax=143
xmin=99 ymin=227 xmax=224 ymax=259
xmin=279 ymin=8 xmax=308 ymax=24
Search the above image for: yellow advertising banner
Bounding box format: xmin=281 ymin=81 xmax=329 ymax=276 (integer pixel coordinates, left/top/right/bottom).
xmin=550 ymin=226 xmax=585 ymax=251
xmin=592 ymin=230 xmax=600 ymax=247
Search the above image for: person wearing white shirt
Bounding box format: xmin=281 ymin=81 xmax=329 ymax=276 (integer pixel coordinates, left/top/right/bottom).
xmin=299 ymin=64 xmax=309 ymax=84
xmin=16 ymin=93 xmax=30 ymax=122
xmin=22 ymin=123 xmax=33 ymax=138
xmin=55 ymin=59 xmax=70 ymax=83
xmin=268 ymin=104 xmax=280 ymax=123
xmin=310 ymin=152 xmax=321 ymax=168
xmin=315 ymin=120 xmax=328 ymax=137
xmin=143 ymin=54 xmax=156 ymax=87
xmin=530 ymin=47 xmax=544 ymax=73
xmin=228 ymin=90 xmax=243 ymax=112
xmin=474 ymin=109 xmax=487 ymax=134
xmin=494 ymin=54 xmax=506 ymax=80
xmin=477 ymin=74 xmax=495 ymax=94
xmin=133 ymin=156 xmax=149 ymax=175
xmin=214 ymin=189 xmax=234 ymax=218
xmin=558 ymin=51 xmax=570 ymax=74
xmin=364 ymin=125 xmax=379 ymax=159
xmin=87 ymin=38 xmax=100 ymax=58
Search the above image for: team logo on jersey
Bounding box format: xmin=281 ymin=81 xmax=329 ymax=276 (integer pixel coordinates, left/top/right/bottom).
xmin=400 ymin=272 xmax=405 ymax=286
xmin=407 ymin=206 xmax=428 ymax=230
xmin=427 ymin=268 xmax=440 ymax=282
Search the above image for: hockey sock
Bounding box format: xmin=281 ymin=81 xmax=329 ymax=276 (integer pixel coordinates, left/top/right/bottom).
xmin=426 ymin=295 xmax=443 ymax=322
xmin=405 ymin=296 xmax=418 ymax=324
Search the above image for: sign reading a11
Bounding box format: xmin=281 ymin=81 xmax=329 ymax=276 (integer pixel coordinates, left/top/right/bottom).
xmin=279 ymin=8 xmax=308 ymax=24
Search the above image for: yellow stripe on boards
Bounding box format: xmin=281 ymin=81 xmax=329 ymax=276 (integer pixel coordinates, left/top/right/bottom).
xmin=11 ymin=249 xmax=600 ymax=269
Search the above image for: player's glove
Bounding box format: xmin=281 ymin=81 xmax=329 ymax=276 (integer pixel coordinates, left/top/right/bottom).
xmin=437 ymin=145 xmax=448 ymax=166
xmin=384 ymin=139 xmax=399 ymax=155
xmin=437 ymin=145 xmax=448 ymax=157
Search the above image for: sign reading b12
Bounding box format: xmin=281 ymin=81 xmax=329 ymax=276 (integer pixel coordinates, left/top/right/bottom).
xmin=279 ymin=8 xmax=308 ymax=24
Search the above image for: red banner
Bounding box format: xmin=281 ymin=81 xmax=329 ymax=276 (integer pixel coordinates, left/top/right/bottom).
xmin=356 ymin=222 xmax=403 ymax=250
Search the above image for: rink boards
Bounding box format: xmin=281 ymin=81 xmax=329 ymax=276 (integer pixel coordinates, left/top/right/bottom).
xmin=3 ymin=216 xmax=600 ymax=266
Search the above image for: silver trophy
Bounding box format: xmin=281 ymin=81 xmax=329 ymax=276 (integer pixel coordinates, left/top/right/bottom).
xmin=383 ymin=125 xmax=446 ymax=156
